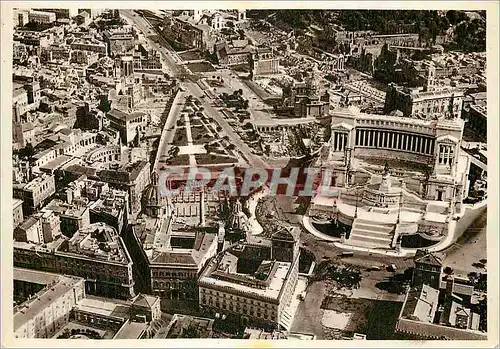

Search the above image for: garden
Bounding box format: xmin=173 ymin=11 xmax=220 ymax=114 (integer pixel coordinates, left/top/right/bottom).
xmin=187 ymin=61 xmax=216 ymax=73
xmin=57 ymin=327 xmax=103 ymax=339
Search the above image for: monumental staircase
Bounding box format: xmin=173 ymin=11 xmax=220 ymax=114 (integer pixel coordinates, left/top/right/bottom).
xmin=346 ymin=217 xmax=395 ymax=249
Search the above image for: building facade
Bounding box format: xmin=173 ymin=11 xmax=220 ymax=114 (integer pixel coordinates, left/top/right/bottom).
xmin=384 ymin=83 xmax=464 ymax=120
xmin=251 ymin=48 xmax=280 ymax=77
xmin=14 ymin=222 xmax=135 ymax=299
xmin=98 ymin=160 xmax=150 ymax=214
xmin=28 ymin=10 xmax=57 ymax=24
xmin=13 ymin=198 xmax=25 ymax=229
xmin=14 ymin=268 xmax=86 ymax=339
xmin=13 ymin=174 xmax=56 ymax=215
xmin=198 ymin=228 xmax=300 ymax=330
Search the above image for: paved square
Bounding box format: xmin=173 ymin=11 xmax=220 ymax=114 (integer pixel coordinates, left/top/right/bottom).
xmin=321 ymin=310 xmax=353 ymax=330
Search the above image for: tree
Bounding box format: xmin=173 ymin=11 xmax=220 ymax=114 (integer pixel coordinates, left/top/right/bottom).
xmin=237 ymin=29 xmax=245 ymax=40
xmin=446 ymin=10 xmax=467 ymax=26
xmin=468 ymin=271 xmax=479 ymax=285
xmin=169 ymin=146 xmax=180 ymax=157
xmin=98 ymin=95 xmax=111 ymax=113
xmin=323 ymin=125 xmax=332 ymax=142
xmin=19 ymin=143 xmax=35 ymax=159
xmin=264 ymin=144 xmax=271 ymax=156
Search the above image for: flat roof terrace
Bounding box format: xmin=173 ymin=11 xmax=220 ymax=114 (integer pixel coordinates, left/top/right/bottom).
xmin=200 ymin=258 xmax=291 ymax=300
xmin=65 ymin=223 xmax=129 ymax=264
xmin=75 ymin=296 xmax=130 ymax=319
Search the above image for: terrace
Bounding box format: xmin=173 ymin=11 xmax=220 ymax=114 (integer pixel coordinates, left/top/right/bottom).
xmin=62 ymin=222 xmax=128 ymax=263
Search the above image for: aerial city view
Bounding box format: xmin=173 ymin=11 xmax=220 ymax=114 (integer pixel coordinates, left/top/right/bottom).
xmin=9 ymin=7 xmax=489 ymax=341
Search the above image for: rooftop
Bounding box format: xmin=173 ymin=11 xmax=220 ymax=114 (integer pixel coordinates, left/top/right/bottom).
xmin=14 ymin=268 xmax=84 ymax=331
xmin=150 ymin=226 xmax=217 ymax=267
xmin=414 ymin=249 xmax=443 ymax=267
xmin=75 ymin=296 xmax=131 ymax=319
xmin=401 ymin=284 xmax=439 ymax=322
xmin=131 ymin=293 xmax=159 ymax=309
xmin=88 ymin=190 xmax=128 ymax=218
xmin=113 ymin=321 xmax=148 ymax=339
xmin=14 ymin=237 xmax=65 ymax=253
xmin=99 ymin=160 xmax=149 ymax=183
xmin=14 ymin=174 xmax=54 ymax=191
xmin=13 ymin=198 xmax=23 ymax=208
xmin=163 ymin=314 xmax=214 ymax=339
xmin=107 ymin=108 xmax=147 ymax=122
xmin=17 ymin=216 xmax=39 ymax=231
xmin=45 ymin=198 xmax=88 ymax=219
xmin=199 ymin=243 xmax=291 ymax=301
xmin=63 ymin=222 xmax=129 ymax=264
xmin=470 ymin=103 xmax=487 ymax=117
xmin=39 ymin=155 xmax=73 ymax=171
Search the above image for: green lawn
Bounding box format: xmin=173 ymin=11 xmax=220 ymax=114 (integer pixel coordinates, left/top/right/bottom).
xmin=195 ymin=154 xmax=238 ymax=165
xmin=164 ymin=154 xmax=190 ymax=166
xmin=191 ymin=125 xmax=216 ymax=145
xmin=187 ymin=62 xmax=216 ymax=73
xmin=172 ymin=127 xmax=189 ymax=146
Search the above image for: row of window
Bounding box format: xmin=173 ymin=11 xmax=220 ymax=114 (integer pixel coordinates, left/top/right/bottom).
xmin=200 ymin=289 xmax=274 ymax=308
xmin=75 ymin=312 xmax=122 ymax=328
xmin=152 ymin=270 xmax=194 ymax=278
xmin=153 ymin=281 xmax=186 ymax=289
xmin=203 ymin=298 xmax=277 ymax=320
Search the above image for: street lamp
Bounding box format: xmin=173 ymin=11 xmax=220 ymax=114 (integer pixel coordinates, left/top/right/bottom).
xmin=354 ymin=188 xmax=359 ymax=219
xmin=397 ymin=190 xmax=403 ymax=224
xmin=344 ymin=146 xmax=353 ymax=186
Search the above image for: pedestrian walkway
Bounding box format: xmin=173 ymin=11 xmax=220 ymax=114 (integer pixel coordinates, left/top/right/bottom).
xmin=183 ymin=113 xmax=197 ymax=166
xmin=333 ymin=241 xmax=409 ymax=257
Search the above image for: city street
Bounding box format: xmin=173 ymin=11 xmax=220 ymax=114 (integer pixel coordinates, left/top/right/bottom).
xmin=201 ymin=70 xmax=273 ymax=122
xmin=184 ymin=81 xmax=270 ymax=169
xmin=121 ymin=10 xmax=269 ymax=170
xmin=443 ymin=207 xmax=487 ymax=276
xmin=120 ymin=9 xmax=180 ymax=76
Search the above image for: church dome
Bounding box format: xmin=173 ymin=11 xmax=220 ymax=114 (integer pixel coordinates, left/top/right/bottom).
xmin=142 ymin=171 xmax=171 ymax=217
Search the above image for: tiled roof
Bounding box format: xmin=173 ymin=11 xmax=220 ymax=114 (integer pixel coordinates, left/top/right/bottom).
xmin=132 ymin=293 xmax=159 ymax=308
xmin=414 ymin=249 xmax=443 ymax=267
